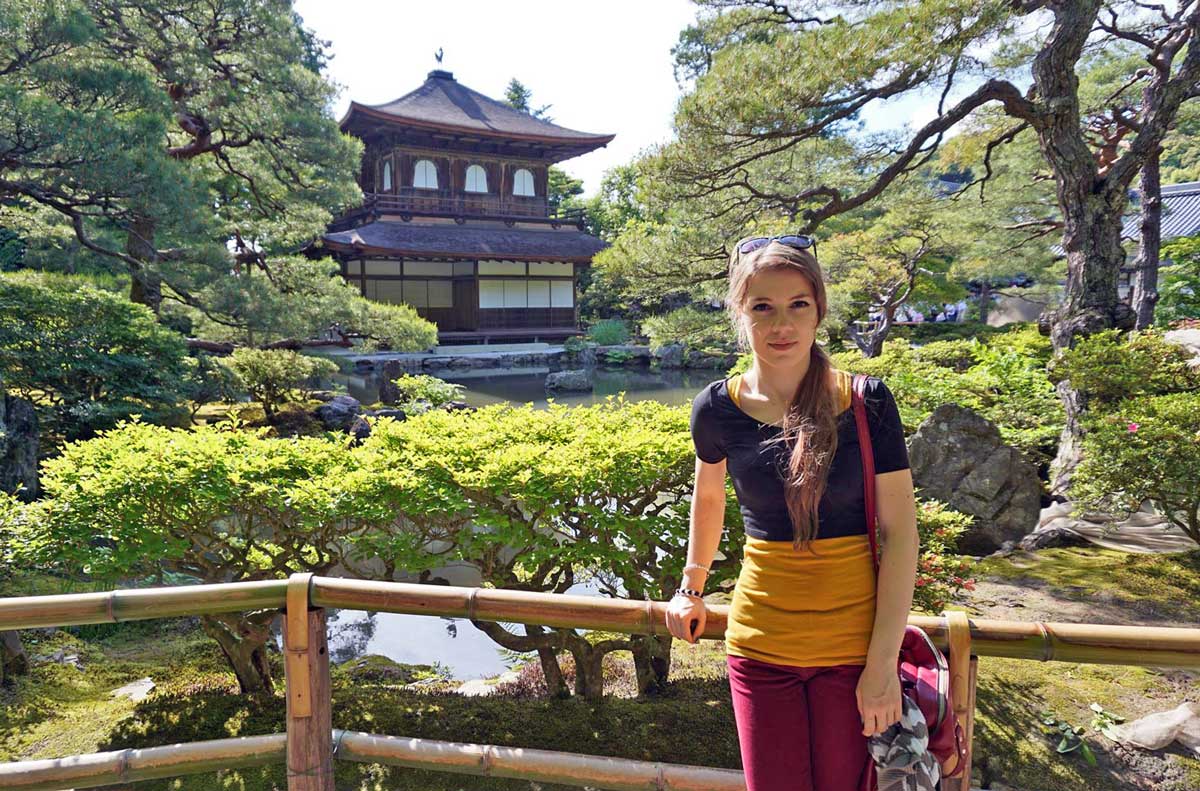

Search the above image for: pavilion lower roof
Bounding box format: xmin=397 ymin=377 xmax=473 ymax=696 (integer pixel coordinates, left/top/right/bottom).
xmin=321 ymin=221 xmax=608 ymax=262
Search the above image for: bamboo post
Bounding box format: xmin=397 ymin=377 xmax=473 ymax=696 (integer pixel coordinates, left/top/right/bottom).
xmin=283 ymin=573 xmax=333 ymax=791
xmin=943 ymin=610 xmax=975 ymax=791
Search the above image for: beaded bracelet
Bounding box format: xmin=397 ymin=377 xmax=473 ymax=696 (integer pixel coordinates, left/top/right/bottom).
xmin=683 ymin=562 xmax=710 ymax=574
xmin=674 ymin=587 xmax=704 ymax=600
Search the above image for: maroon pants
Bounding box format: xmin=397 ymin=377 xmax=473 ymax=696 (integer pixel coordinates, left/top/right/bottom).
xmin=727 ymin=655 xmax=871 ymax=791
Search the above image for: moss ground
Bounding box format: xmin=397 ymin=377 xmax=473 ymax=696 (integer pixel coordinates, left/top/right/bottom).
xmin=2 ymin=548 xmax=1198 ymax=791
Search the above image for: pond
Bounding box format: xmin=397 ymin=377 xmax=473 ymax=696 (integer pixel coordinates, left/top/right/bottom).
xmin=324 ymin=363 xmax=718 ymax=680
xmin=336 ymin=364 xmax=716 ymax=411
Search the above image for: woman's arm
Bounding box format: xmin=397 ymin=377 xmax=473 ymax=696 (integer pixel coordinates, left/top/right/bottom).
xmin=856 ymin=467 xmax=920 ymax=736
xmin=665 ymin=456 xmax=727 ymax=643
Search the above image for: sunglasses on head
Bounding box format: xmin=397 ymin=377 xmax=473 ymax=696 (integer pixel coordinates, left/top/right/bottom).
xmin=737 ymin=234 xmax=817 ymax=255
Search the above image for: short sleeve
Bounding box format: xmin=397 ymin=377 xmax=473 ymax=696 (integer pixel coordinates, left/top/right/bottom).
xmin=867 ymin=378 xmax=910 ymax=474
xmin=689 ymin=384 xmax=726 ymax=463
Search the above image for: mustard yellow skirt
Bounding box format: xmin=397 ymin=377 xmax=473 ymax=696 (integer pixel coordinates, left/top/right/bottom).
xmin=726 ymin=535 xmax=877 ymax=667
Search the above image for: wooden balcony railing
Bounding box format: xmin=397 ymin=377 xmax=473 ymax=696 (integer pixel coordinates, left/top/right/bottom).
xmin=329 ymin=188 xmax=588 ymax=231
xmin=1 ymin=575 xmax=1198 ymax=791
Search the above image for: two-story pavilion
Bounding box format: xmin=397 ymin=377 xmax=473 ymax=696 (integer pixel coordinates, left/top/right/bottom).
xmin=318 ymin=69 xmax=614 ymax=344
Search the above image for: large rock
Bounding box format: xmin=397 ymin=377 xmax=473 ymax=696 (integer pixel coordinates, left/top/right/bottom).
xmin=684 ymin=349 xmax=741 ymax=369
xmin=315 ymin=395 xmax=362 ymax=431
xmin=0 ymin=392 xmax=39 ymax=501
xmin=908 ymin=404 xmax=1042 ymax=554
xmin=377 ymin=360 xmax=405 ymax=405
xmin=653 ymin=343 xmax=685 ymax=369
xmin=545 ymin=369 xmax=593 ymax=392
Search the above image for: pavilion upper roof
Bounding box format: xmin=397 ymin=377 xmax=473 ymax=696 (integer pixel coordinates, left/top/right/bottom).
xmin=340 ymin=70 xmax=614 ymax=161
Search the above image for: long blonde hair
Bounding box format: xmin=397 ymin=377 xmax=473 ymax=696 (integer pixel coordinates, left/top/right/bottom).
xmin=727 ymin=238 xmax=837 ymax=548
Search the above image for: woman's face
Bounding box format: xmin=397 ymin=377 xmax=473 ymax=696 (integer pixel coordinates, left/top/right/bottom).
xmin=740 ymin=267 xmax=820 ymax=367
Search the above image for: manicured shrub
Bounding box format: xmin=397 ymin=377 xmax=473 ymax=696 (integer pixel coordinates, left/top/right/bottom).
xmin=891 ymin=321 xmax=1006 ymax=344
xmin=1052 ymin=329 xmax=1200 ymax=407
xmin=832 ymin=338 xmax=1062 ymax=466
xmin=0 ymin=272 xmax=191 ymax=443
xmin=912 ymin=339 xmax=980 ymax=371
xmin=219 ymin=348 xmax=339 ymax=417
xmin=388 ymin=374 xmax=465 ymax=414
xmin=1073 ymin=391 xmax=1200 ymax=547
xmin=587 ymin=318 xmax=631 ymax=346
xmin=914 ymin=499 xmax=975 ymax=612
xmin=641 ymin=305 xmax=735 ymax=352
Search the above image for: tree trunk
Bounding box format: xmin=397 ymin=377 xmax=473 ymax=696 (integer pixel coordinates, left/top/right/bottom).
xmin=977 ymin=280 xmax=991 ymax=326
xmin=526 ymin=624 xmax=569 ymax=698
xmin=126 ymin=216 xmax=163 ymax=313
xmin=848 ymin=316 xmax=889 ymax=358
xmin=569 ymin=643 xmax=607 ymax=701
xmin=470 ymin=619 xmax=570 ymax=697
xmin=200 ymin=612 xmax=277 ymax=695
xmin=630 ymin=633 xmax=673 ymax=696
xmin=1131 ymin=151 xmax=1162 ymax=330
xmin=1044 ymin=199 xmax=1136 ymax=495
xmin=1 ymin=630 xmax=29 ymax=683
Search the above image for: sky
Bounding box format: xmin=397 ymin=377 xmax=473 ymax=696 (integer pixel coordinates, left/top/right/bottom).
xmin=293 ymin=0 xmax=945 ymax=197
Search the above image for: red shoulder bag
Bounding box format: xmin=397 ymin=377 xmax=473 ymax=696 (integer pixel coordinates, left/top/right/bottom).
xmin=851 ymin=373 xmax=969 ymax=784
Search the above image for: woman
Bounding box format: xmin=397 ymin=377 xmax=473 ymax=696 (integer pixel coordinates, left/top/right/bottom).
xmin=665 ymin=235 xmax=920 ymax=791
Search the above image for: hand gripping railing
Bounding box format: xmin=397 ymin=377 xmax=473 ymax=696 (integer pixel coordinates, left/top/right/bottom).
xmin=1 ymin=574 xmax=1199 ymax=791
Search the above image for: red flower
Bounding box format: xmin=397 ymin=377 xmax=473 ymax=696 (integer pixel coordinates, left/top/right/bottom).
xmin=1127 ymin=422 xmax=1140 ymax=433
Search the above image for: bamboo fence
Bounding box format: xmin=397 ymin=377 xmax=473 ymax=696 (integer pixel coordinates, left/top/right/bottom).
xmin=3 ymin=576 xmax=1198 ymax=668
xmin=1 ymin=574 xmax=1198 ymax=791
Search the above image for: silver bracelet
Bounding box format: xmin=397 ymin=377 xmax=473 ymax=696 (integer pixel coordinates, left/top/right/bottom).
xmin=683 ymin=562 xmax=710 ymax=574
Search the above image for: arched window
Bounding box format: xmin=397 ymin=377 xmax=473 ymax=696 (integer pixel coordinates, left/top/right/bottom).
xmin=465 ymin=164 xmax=488 ymax=193
xmin=414 ymin=159 xmax=438 ymax=190
xmin=513 ymin=168 xmax=535 ymax=197
xmin=380 ymin=160 xmax=393 ymax=192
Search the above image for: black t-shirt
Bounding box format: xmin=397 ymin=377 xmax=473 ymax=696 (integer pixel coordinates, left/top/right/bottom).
xmin=689 ymin=376 xmax=910 ymax=542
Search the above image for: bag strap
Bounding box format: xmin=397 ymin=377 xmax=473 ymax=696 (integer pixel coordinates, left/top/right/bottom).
xmin=851 ymin=373 xmax=879 ymax=577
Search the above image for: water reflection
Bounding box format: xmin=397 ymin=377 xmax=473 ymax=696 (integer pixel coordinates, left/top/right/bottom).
xmin=323 ymin=575 xmax=620 ymax=680
xmin=337 ymin=365 xmax=717 ymax=409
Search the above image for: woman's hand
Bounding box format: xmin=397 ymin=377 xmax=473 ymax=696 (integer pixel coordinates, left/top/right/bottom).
xmin=665 ymin=594 xmax=707 ymax=644
xmin=855 ymin=663 xmax=902 ymax=737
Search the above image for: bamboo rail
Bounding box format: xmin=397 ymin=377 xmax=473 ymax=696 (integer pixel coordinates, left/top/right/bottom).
xmin=0 ymin=735 xmax=285 ymax=791
xmin=2 ymin=577 xmax=1198 ymax=669
xmin=0 ymin=731 xmax=747 ymax=791
xmin=333 ymin=730 xmax=746 ymax=791
xmin=0 ymin=580 xmax=288 ymax=630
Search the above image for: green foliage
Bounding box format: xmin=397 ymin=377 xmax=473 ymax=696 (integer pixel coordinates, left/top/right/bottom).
xmin=388 ymin=374 xmax=464 ymax=414
xmin=832 ymin=334 xmax=1063 ymax=465
xmin=913 ymin=499 xmax=975 ymax=613
xmin=587 ymin=318 xmax=632 ymax=346
xmin=911 ymin=339 xmax=979 ymax=371
xmin=1039 ymin=712 xmax=1098 ymax=766
xmin=1073 ymin=391 xmax=1200 ymax=545
xmin=1 ymin=0 xmax=364 ymax=326
xmin=1052 ymin=329 xmax=1200 ymax=407
xmin=890 ymin=321 xmax=1007 ymax=344
xmin=0 ymin=272 xmax=190 ymax=443
xmin=1158 ymin=236 xmax=1200 ymax=325
xmin=179 ymin=354 xmax=240 ymax=418
xmin=184 ymin=257 xmax=437 ymax=351
xmin=641 ymin=305 xmax=736 ymax=353
xmin=563 ymin=335 xmax=589 ymax=355
xmin=22 ymin=421 xmax=383 ymax=583
xmin=359 ymin=398 xmax=741 ymax=603
xmin=218 ymin=349 xmax=338 ymax=417
xmin=503 ymin=78 xmax=552 ymax=119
